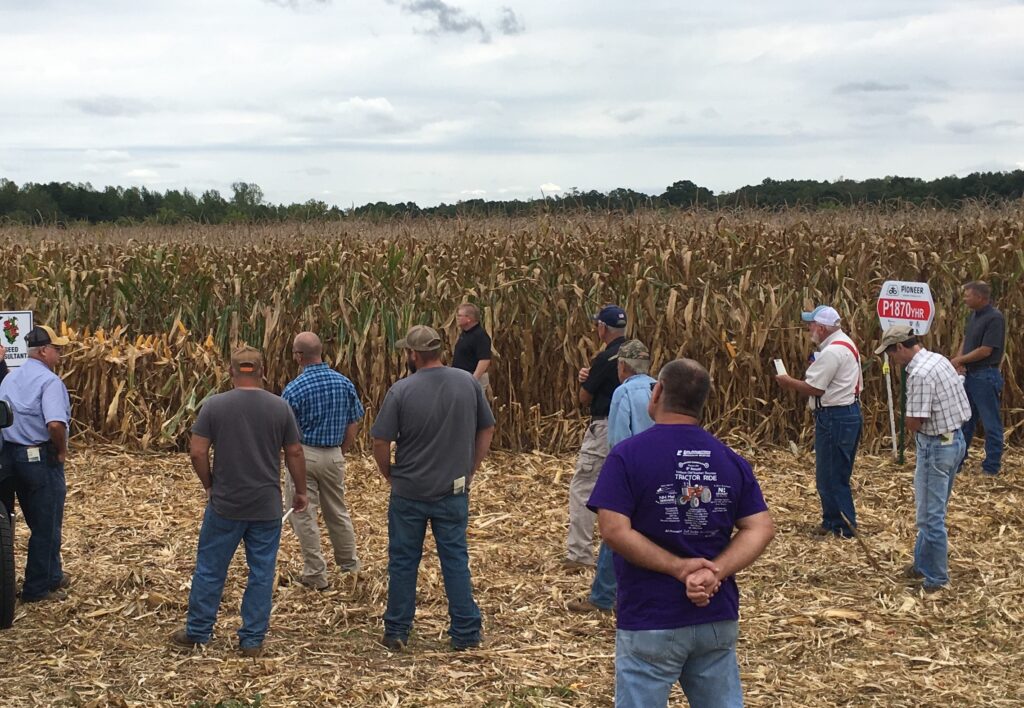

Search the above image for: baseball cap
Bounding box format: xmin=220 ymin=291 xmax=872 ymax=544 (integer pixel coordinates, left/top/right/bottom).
xmin=800 ymin=305 xmax=841 ymax=327
xmin=592 ymin=305 xmax=627 ymax=328
xmin=396 ymin=325 xmax=442 ymax=351
xmin=611 ymin=339 xmax=650 ymax=361
xmin=25 ymin=324 xmax=70 ymax=347
xmin=230 ymin=344 xmax=263 ymax=373
xmin=874 ymin=325 xmax=916 ymax=354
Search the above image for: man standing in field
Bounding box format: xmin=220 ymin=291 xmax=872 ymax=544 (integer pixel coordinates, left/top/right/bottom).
xmin=568 ymin=339 xmax=655 ymax=614
xmin=775 ymin=305 xmax=862 ymax=538
xmin=371 ymin=325 xmax=495 ymax=652
xmin=566 ymin=304 xmax=627 ymax=568
xmin=950 ymin=281 xmax=1006 ymax=476
xmin=172 ymin=345 xmax=308 ymax=657
xmin=0 ymin=325 xmax=72 ymax=603
xmin=877 ymin=326 xmax=970 ymax=593
xmin=589 ymin=358 xmax=774 ymax=707
xmin=452 ymin=303 xmax=493 ymax=392
xmin=283 ymin=331 xmax=364 ymax=590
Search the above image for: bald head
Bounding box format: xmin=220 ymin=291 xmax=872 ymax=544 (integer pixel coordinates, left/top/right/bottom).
xmin=293 ymin=331 xmax=323 ymax=365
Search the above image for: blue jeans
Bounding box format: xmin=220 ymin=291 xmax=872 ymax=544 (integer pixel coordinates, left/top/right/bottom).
xmin=589 ymin=541 xmax=616 ymax=610
xmin=913 ymin=431 xmax=966 ymax=588
xmin=384 ymin=493 xmax=481 ymax=647
xmin=814 ymin=403 xmax=861 ymax=536
xmin=1 ymin=443 xmax=66 ymax=600
xmin=961 ymin=368 xmax=1003 ymax=475
xmin=186 ymin=505 xmax=282 ymax=648
xmin=615 ymin=621 xmax=743 ymax=708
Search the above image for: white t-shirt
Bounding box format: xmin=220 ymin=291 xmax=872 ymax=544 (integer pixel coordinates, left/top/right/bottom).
xmin=804 ymin=330 xmax=862 ymax=408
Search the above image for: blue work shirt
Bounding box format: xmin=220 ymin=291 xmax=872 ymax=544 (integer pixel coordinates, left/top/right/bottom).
xmin=282 ymin=363 xmax=364 ymax=447
xmin=0 ymin=358 xmax=71 ymax=445
xmin=607 ymin=373 xmax=656 ymax=448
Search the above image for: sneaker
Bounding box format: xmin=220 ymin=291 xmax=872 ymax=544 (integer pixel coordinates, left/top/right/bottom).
xmin=52 ymin=573 xmax=71 ymax=591
xmin=239 ymin=644 xmax=263 ymax=658
xmin=902 ymin=564 xmax=924 ymax=580
xmin=561 ymin=559 xmax=594 ymax=571
xmin=299 ymin=577 xmax=330 ymax=591
xmin=21 ymin=589 xmax=67 ymax=603
xmin=450 ymin=638 xmax=481 ymax=651
xmin=808 ymin=525 xmax=835 ymax=539
xmin=922 ymin=584 xmax=945 ymax=596
xmin=566 ymin=597 xmax=612 ymax=614
xmin=169 ymin=629 xmax=203 ymax=649
xmin=380 ymin=635 xmax=407 ymax=652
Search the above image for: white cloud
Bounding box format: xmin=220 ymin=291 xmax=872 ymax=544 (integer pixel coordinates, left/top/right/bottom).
xmin=539 ymin=183 xmax=562 ymax=193
xmin=0 ymin=0 xmax=1021 ymax=205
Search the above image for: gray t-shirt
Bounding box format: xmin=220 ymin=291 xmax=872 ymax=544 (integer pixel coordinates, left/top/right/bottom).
xmin=371 ymin=366 xmax=495 ymax=502
xmin=192 ymin=388 xmax=301 ymax=521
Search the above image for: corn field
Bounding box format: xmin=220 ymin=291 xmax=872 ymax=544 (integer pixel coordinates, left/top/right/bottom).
xmin=1 ymin=205 xmax=1021 ymax=453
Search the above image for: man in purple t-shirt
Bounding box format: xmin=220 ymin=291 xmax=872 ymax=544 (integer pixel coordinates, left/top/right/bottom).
xmin=588 ymin=358 xmax=775 ymax=708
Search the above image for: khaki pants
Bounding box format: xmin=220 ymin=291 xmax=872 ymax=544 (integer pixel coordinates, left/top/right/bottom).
xmin=284 ymin=445 xmax=360 ymax=586
xmin=566 ymin=418 xmax=609 ymax=564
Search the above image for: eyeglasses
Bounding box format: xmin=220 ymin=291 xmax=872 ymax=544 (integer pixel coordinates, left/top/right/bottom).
xmin=649 ymin=381 xmax=658 ymax=391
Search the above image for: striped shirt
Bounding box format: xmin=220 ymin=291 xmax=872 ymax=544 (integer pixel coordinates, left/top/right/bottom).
xmin=905 ymin=349 xmax=971 ymax=436
xmin=282 ymin=363 xmax=364 ymax=447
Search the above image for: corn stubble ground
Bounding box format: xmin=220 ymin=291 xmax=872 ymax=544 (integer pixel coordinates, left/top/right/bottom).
xmin=1 ymin=209 xmax=1022 ymax=705
xmin=0 ymin=446 xmax=1022 ymax=707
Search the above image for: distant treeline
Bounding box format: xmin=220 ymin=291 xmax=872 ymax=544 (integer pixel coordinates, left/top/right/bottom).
xmin=2 ymin=171 xmax=1023 ymax=225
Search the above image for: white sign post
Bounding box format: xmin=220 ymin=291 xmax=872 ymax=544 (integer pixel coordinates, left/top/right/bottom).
xmin=876 ymin=281 xmax=935 ymax=463
xmin=1 ymin=311 xmax=34 ymax=368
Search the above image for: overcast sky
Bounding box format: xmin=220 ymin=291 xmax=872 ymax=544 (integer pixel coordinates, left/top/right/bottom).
xmin=1 ymin=0 xmax=1022 ymax=207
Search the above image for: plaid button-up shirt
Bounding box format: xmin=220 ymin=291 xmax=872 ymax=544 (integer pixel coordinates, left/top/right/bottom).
xmin=905 ymin=349 xmax=971 ymax=436
xmin=282 ymin=363 xmax=364 ymax=447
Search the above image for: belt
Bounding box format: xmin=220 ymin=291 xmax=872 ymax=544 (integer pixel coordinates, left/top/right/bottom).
xmin=2 ymin=441 xmax=49 ymax=447
xmin=302 ymin=443 xmax=341 ymax=449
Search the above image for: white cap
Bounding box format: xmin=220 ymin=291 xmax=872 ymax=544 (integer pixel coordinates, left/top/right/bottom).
xmin=800 ymin=305 xmax=841 ymax=326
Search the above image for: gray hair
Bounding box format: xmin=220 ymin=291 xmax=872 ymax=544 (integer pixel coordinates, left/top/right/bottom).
xmin=605 ymin=325 xmax=626 ymax=338
xmin=620 ymin=357 xmax=651 ymax=375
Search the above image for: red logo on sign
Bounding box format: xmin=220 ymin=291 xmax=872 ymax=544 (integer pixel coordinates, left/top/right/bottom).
xmin=877 ymin=298 xmax=932 ymax=321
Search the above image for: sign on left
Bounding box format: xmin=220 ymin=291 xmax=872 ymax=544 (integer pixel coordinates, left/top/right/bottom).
xmin=1 ymin=311 xmax=34 ymax=368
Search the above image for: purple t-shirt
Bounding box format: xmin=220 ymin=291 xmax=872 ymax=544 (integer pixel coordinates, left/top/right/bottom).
xmin=587 ymin=424 xmax=768 ymax=631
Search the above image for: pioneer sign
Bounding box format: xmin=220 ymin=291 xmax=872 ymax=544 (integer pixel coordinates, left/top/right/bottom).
xmin=876 ymin=280 xmax=935 ymax=335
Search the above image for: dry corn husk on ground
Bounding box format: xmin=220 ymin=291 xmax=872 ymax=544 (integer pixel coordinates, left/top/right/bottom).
xmin=0 ymin=445 xmax=1021 ymax=707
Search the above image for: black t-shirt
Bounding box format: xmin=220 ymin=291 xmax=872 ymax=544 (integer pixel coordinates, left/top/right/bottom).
xmin=583 ymin=337 xmax=625 ymax=417
xmin=452 ymin=324 xmax=492 ymax=373
xmin=963 ymin=304 xmax=1005 ymax=371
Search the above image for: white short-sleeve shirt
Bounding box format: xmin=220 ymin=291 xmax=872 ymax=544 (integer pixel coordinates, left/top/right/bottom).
xmin=804 ymin=330 xmax=862 ymax=408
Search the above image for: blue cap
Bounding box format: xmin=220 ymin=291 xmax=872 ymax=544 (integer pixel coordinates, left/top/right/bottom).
xmin=592 ymin=305 xmax=627 ymax=328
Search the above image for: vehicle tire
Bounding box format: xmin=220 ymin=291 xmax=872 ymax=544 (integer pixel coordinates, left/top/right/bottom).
xmin=0 ymin=502 xmax=14 ymax=629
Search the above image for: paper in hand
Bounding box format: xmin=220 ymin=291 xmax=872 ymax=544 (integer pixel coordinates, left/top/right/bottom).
xmin=773 ymin=359 xmax=788 ymax=376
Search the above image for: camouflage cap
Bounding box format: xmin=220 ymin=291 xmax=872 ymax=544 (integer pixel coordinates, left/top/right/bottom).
xmin=611 ymin=339 xmax=650 ymax=361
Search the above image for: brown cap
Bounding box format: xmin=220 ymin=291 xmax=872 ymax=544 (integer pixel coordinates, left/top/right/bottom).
xmin=230 ymin=344 xmax=263 ymax=373
xmin=874 ymin=325 xmax=915 ymax=354
xmin=25 ymin=324 xmax=70 ymax=347
xmin=611 ymin=339 xmax=650 ymax=361
xmin=396 ymin=325 xmax=442 ymax=352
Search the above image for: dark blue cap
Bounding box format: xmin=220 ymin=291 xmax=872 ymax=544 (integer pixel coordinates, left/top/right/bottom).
xmin=592 ymin=305 xmax=627 ymax=328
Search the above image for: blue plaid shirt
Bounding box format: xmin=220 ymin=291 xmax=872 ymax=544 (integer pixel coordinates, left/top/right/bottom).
xmin=282 ymin=363 xmax=364 ymax=447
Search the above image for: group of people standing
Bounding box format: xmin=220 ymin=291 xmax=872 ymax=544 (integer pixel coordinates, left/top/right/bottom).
xmin=0 ymin=282 xmax=1008 ymax=707
xmin=561 ymin=281 xmax=1006 ymax=707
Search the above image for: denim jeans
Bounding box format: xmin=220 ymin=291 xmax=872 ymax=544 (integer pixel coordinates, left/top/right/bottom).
xmin=961 ymin=368 xmax=1004 ymax=475
xmin=913 ymin=431 xmax=966 ymax=589
xmin=814 ymin=403 xmax=861 ymax=536
xmin=186 ymin=505 xmax=282 ymax=649
xmin=589 ymin=541 xmax=616 ymax=610
xmin=0 ymin=443 xmax=66 ymax=600
xmin=615 ymin=621 xmax=742 ymax=708
xmin=384 ymin=493 xmax=481 ymax=647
